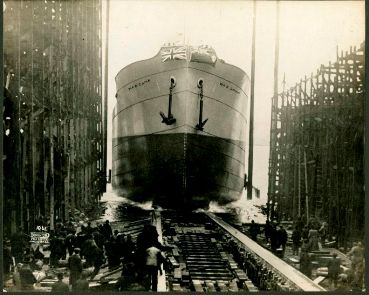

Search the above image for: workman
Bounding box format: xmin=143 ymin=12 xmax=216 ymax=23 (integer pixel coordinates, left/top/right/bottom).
xmin=68 ymin=248 xmax=83 ymax=290
xmin=145 ymin=243 xmax=165 ymax=291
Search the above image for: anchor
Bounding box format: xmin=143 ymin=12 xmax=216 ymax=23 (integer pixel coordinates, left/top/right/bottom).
xmin=160 ymin=77 xmax=176 ymax=125
xmin=196 ymin=79 xmax=208 ymax=131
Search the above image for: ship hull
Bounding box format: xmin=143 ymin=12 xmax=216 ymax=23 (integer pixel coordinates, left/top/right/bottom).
xmin=112 ymin=46 xmax=249 ymax=209
xmin=113 ymin=133 xmax=245 ymax=208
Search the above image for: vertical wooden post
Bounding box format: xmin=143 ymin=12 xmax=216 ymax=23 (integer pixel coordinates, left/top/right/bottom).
xmin=70 ymin=120 xmax=75 ymax=214
xmin=65 ymin=121 xmax=70 ymax=221
xmin=49 ymin=122 xmax=55 ymax=231
xmin=298 ymin=145 xmax=301 ymax=217
xmin=304 ymin=149 xmax=309 ymax=224
xmin=247 ymin=0 xmax=257 ymax=200
xmin=267 ymin=0 xmax=280 ymax=219
xmin=272 ymin=0 xmax=279 ymax=210
xmin=103 ymin=0 xmax=110 ymax=193
xmin=49 ymin=0 xmax=55 ymax=230
xmin=30 ymin=0 xmax=36 ymax=231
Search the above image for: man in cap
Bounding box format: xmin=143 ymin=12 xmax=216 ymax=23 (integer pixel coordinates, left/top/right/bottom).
xmin=68 ymin=248 xmax=82 ymax=290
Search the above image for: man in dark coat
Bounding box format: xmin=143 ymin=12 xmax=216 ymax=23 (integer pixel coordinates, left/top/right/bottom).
xmin=90 ymin=247 xmax=105 ymax=280
xmin=105 ymin=237 xmax=121 ymax=269
xmin=81 ymin=234 xmax=98 ymax=267
xmin=270 ymin=224 xmax=279 ymax=253
xmin=264 ymin=220 xmax=272 ymax=243
xmin=93 ymin=229 xmax=105 ymax=250
xmin=124 ymin=234 xmax=136 ymax=262
xmin=136 ymin=224 xmax=161 ymax=280
xmin=301 ymin=225 xmax=309 ymax=241
xmin=295 ymin=216 xmax=304 ymax=233
xmin=117 ymin=233 xmax=126 ymax=259
xmin=278 ymin=225 xmax=288 ymax=257
xmin=57 ymin=234 xmax=67 ymax=261
xmin=65 ymin=232 xmax=76 ymax=256
xmin=291 ymin=226 xmax=301 ymax=256
xmin=68 ymin=248 xmax=83 ymax=290
xmin=249 ymin=220 xmax=259 ymax=241
xmin=102 ymin=220 xmax=113 ymax=239
xmin=86 ymin=221 xmax=93 ymax=235
xmin=49 ymin=233 xmax=59 ymax=267
xmin=75 ymin=231 xmax=87 ymax=250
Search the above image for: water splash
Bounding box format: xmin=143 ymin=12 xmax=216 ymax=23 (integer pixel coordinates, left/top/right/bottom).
xmin=206 ymin=191 xmax=267 ymax=224
xmin=98 ymin=185 xmax=153 ymax=222
xmin=100 ymin=185 xmax=266 ymax=224
xmin=208 ymin=201 xmax=228 ymax=213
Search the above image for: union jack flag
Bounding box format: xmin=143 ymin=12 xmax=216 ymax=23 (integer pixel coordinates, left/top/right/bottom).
xmin=161 ymin=46 xmax=187 ymax=62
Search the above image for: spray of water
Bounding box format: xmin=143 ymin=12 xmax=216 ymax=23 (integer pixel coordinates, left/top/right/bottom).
xmin=102 ymin=185 xmax=266 ymax=224
xmin=99 ymin=185 xmax=153 ymax=222
xmin=206 ymin=190 xmax=267 ymax=224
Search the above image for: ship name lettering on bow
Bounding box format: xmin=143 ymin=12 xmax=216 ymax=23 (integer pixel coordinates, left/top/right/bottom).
xmin=128 ymin=79 xmax=151 ymax=91
xmin=220 ymin=81 xmax=240 ymax=94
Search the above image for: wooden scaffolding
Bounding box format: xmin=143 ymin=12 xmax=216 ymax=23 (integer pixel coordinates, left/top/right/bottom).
xmin=268 ymin=43 xmax=365 ymax=248
xmin=3 ymin=0 xmax=105 ymax=235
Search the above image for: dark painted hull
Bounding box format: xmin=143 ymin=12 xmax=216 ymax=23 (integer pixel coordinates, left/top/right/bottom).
xmin=113 ymin=133 xmax=244 ymax=208
xmin=112 ymin=45 xmax=249 ymax=209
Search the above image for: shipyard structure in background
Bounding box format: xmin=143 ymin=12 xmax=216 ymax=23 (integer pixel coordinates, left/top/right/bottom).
xmin=113 ymin=45 xmax=250 ymax=209
xmin=3 ymin=0 xmax=106 ymax=236
xmin=268 ymin=43 xmax=365 ymax=248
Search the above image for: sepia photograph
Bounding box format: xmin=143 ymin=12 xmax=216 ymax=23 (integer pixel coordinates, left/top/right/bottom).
xmin=2 ymin=0 xmax=365 ymax=292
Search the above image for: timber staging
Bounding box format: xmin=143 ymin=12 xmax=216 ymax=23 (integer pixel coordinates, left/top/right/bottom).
xmin=3 ymin=0 xmax=106 ymax=236
xmin=268 ymin=43 xmax=364 ymax=248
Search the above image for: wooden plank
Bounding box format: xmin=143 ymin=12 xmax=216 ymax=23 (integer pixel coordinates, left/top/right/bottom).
xmin=191 ymin=276 xmax=233 ymax=281
xmin=216 ymin=281 xmax=228 ymax=292
xmin=192 ymin=280 xmax=204 ymax=292
xmin=205 ymin=281 xmax=216 ymax=292
xmin=173 ymin=268 xmax=182 ymax=280
xmin=172 ymin=283 xmax=182 ymax=291
xmin=206 ymin=213 xmax=326 ymax=292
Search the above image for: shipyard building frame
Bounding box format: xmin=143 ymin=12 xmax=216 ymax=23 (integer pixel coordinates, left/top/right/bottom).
xmin=3 ymin=0 xmax=105 ymax=236
xmin=268 ymin=43 xmax=364 ymax=248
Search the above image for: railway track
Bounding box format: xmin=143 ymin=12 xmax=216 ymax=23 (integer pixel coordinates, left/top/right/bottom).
xmin=205 ymin=212 xmax=326 ymax=292
xmin=157 ymin=210 xmax=325 ymax=292
xmin=94 ymin=209 xmax=325 ymax=292
xmin=160 ymin=211 xmax=254 ymax=292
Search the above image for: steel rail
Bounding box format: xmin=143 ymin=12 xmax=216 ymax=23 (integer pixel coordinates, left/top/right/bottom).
xmin=205 ymin=212 xmax=326 ymax=292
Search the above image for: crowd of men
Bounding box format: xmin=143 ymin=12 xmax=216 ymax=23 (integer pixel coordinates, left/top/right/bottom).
xmin=3 ymin=220 xmax=165 ymax=292
xmin=249 ymin=220 xmax=288 ymax=257
xmin=4 ymin=216 xmax=364 ymax=292
xmin=248 ymin=217 xmax=365 ymax=291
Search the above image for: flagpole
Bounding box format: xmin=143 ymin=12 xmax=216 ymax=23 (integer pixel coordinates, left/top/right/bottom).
xmin=247 ymin=0 xmax=257 ymax=200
